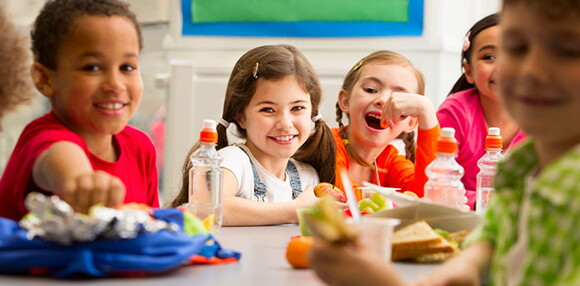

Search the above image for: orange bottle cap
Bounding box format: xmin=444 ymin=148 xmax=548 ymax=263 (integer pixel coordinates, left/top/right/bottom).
xmin=199 ymin=120 xmax=218 ymax=143
xmin=485 ymin=127 xmax=503 ymax=149
xmin=438 ymin=127 xmax=458 ymax=153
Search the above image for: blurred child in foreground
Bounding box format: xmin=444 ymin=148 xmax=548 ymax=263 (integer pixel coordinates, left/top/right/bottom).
xmin=310 ymin=0 xmax=580 ymax=285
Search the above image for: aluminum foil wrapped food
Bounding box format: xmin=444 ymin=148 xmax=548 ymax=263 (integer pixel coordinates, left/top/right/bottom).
xmin=19 ymin=192 xmax=179 ymax=245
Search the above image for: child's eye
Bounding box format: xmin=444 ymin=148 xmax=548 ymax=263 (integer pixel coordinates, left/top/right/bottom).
xmin=482 ymin=54 xmax=496 ymax=61
xmin=363 ymin=87 xmax=378 ymax=94
xmin=554 ymin=46 xmax=580 ymax=58
xmin=82 ymin=64 xmax=101 ymax=72
xmin=502 ymin=42 xmax=527 ymax=56
xmin=121 ymin=64 xmax=137 ymax=72
xmin=259 ymin=107 xmax=274 ymax=113
xmin=291 ymin=106 xmax=306 ymax=111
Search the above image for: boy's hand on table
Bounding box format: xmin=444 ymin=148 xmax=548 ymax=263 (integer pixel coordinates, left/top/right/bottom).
xmin=309 ymin=238 xmax=406 ymax=286
xmin=62 ymin=171 xmax=126 ymax=214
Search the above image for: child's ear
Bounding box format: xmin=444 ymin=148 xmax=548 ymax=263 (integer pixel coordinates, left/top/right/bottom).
xmin=31 ymin=62 xmax=55 ymax=98
xmin=462 ymin=61 xmax=475 ymax=85
xmin=236 ymin=115 xmax=246 ymax=129
xmin=403 ymin=117 xmax=418 ymax=133
xmin=338 ymin=89 xmax=350 ymax=113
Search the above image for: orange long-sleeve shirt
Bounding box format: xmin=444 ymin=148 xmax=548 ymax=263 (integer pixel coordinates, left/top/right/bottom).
xmin=332 ymin=125 xmax=440 ymax=198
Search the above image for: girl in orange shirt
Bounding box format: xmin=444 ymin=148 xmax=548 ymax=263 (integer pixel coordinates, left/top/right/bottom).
xmin=333 ymin=50 xmax=440 ymax=197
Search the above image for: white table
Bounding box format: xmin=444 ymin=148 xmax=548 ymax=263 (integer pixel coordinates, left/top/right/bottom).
xmin=0 ymin=225 xmax=439 ymax=285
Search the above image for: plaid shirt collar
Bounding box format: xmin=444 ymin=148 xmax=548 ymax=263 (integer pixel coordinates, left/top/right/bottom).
xmin=496 ymin=139 xmax=580 ymax=207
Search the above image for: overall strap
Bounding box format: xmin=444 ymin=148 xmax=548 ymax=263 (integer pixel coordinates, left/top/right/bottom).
xmin=286 ymin=160 xmax=303 ymax=199
xmin=237 ymin=146 xmax=303 ymax=201
xmin=238 ymin=146 xmax=267 ymax=202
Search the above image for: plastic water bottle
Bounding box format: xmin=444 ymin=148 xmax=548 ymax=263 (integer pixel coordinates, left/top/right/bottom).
xmin=476 ymin=127 xmax=504 ymax=214
xmin=424 ymin=127 xmax=467 ymax=210
xmin=189 ymin=119 xmax=223 ymax=231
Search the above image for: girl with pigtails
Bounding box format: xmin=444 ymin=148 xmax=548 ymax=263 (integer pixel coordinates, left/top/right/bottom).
xmin=333 ymin=50 xmax=440 ymax=198
xmin=171 ymin=45 xmax=337 ymax=226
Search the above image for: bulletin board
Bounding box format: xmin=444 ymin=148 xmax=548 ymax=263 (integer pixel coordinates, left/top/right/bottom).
xmin=181 ymin=0 xmax=424 ymax=37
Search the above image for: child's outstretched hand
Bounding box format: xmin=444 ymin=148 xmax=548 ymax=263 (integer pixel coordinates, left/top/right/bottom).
xmin=381 ymin=92 xmax=438 ymax=130
xmin=62 ymin=171 xmax=126 ymax=214
xmin=309 ymin=237 xmax=406 ymax=286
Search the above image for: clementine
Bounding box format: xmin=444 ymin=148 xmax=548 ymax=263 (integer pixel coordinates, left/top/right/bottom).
xmin=285 ymin=236 xmax=314 ymax=269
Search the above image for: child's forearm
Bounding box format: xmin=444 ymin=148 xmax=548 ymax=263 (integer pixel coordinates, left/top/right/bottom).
xmin=221 ymin=196 xmax=299 ymax=226
xmin=460 ymin=241 xmax=493 ymax=274
xmin=32 ymin=141 xmax=93 ymax=195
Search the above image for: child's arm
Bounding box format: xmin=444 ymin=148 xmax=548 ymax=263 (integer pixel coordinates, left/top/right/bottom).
xmin=221 ymin=168 xmax=319 ymax=225
xmin=414 ymin=241 xmax=493 ymax=286
xmin=32 ymin=141 xmax=126 ymax=213
xmin=381 ymin=92 xmax=438 ymax=130
xmin=309 ymin=236 xmax=407 ymax=286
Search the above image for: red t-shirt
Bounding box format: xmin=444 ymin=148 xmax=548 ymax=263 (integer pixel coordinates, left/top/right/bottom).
xmin=332 ymin=126 xmax=440 ymax=198
xmin=0 ymin=112 xmax=159 ymax=220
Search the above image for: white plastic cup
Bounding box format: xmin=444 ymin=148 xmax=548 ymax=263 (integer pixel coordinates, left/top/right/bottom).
xmin=357 ymin=217 xmax=400 ymax=261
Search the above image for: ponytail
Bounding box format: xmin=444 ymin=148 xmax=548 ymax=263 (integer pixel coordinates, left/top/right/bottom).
xmin=170 ymin=123 xmax=230 ymax=208
xmin=448 ymin=74 xmax=475 ymax=95
xmin=335 ymin=102 xmax=374 ymax=169
xmin=397 ymin=132 xmax=417 ymax=162
xmin=293 ymin=119 xmax=336 ymax=184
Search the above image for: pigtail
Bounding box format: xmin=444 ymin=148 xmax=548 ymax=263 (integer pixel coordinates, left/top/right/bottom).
xmin=397 ymin=132 xmax=416 ymax=162
xmin=216 ymin=123 xmax=230 ymax=150
xmin=448 ymin=74 xmax=474 ymax=95
xmin=168 ymin=142 xmax=197 ymax=207
xmin=335 ymin=102 xmax=375 ymax=169
xmin=293 ymin=120 xmax=336 ymax=184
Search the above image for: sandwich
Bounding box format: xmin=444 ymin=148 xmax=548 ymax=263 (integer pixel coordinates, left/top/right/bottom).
xmin=391 ymin=220 xmax=463 ymax=262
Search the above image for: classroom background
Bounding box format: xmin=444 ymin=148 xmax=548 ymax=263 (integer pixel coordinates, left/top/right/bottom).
xmin=0 ymin=0 xmax=500 ymax=204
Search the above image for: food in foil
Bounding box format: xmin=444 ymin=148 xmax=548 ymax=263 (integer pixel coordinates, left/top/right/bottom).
xmin=19 ymin=192 xmax=179 ymax=245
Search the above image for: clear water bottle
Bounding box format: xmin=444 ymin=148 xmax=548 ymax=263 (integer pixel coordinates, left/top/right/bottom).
xmin=424 ymin=127 xmax=468 ymax=210
xmin=476 ymin=127 xmax=504 ymax=214
xmin=188 ymin=119 xmax=223 ymax=231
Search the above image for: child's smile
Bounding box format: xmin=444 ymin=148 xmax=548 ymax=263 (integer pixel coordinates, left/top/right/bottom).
xmin=239 ymin=75 xmax=312 ymax=166
xmin=364 ymin=111 xmax=386 ymax=131
xmin=41 ymin=15 xmax=142 ymax=142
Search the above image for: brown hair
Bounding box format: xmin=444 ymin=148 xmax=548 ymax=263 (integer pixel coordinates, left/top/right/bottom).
xmin=31 ymin=0 xmax=142 ymax=70
xmin=502 ymin=0 xmax=580 ymax=19
xmin=449 ymin=13 xmax=500 ymax=95
xmin=171 ymin=44 xmax=336 ymax=207
xmin=0 ymin=6 xmax=34 ymax=130
xmin=335 ymin=50 xmax=425 ymax=166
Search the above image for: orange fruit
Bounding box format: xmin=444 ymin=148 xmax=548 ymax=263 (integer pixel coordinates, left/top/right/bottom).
xmin=285 ymin=236 xmax=314 ymax=269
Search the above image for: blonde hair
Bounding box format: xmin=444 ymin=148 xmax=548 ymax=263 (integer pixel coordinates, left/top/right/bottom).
xmin=171 ymin=45 xmax=336 ymax=207
xmin=0 ymin=6 xmax=34 ymax=130
xmin=335 ymin=50 xmax=425 ymax=167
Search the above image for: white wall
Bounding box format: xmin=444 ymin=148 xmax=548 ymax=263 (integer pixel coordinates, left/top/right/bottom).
xmin=160 ymin=0 xmax=500 ymax=203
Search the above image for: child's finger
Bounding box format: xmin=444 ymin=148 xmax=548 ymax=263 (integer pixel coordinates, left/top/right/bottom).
xmin=75 ymin=174 xmax=94 ymax=213
xmin=90 ymin=171 xmax=109 ymax=208
xmin=106 ymin=177 xmax=125 ymax=209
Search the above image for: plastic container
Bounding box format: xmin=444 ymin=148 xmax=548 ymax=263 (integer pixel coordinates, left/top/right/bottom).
xmin=424 ymin=127 xmax=467 ymax=210
xmin=188 ymin=119 xmax=223 ymax=231
xmin=476 ymin=127 xmax=504 ymax=214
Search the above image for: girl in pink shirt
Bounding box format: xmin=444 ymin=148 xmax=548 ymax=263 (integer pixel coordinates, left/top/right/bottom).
xmin=437 ymin=13 xmax=526 ymax=209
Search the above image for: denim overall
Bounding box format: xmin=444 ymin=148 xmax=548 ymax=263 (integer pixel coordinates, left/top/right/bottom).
xmin=238 ymin=146 xmax=302 ymax=202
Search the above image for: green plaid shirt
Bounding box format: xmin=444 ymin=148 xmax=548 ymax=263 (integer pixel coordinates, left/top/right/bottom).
xmin=468 ymin=140 xmax=580 ymax=286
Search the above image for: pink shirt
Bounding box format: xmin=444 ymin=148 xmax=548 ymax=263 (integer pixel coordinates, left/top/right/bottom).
xmin=437 ymin=88 xmax=526 ymax=209
xmin=0 ymin=112 xmax=160 ymax=221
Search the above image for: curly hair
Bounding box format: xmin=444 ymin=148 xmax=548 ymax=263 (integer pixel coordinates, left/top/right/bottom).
xmin=0 ymin=6 xmax=34 ymax=130
xmin=31 ymin=0 xmax=143 ymax=70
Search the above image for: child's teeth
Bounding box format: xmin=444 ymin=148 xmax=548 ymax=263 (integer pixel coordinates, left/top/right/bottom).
xmin=97 ymin=103 xmax=123 ymax=110
xmin=275 ymin=136 xmax=293 ymax=141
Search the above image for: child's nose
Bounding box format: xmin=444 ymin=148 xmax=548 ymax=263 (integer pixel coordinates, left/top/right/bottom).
xmin=275 ymin=112 xmax=293 ymax=130
xmin=102 ymin=71 xmax=126 ymax=94
xmin=519 ymin=47 xmax=549 ymax=88
xmin=373 ymin=92 xmax=389 ymax=107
